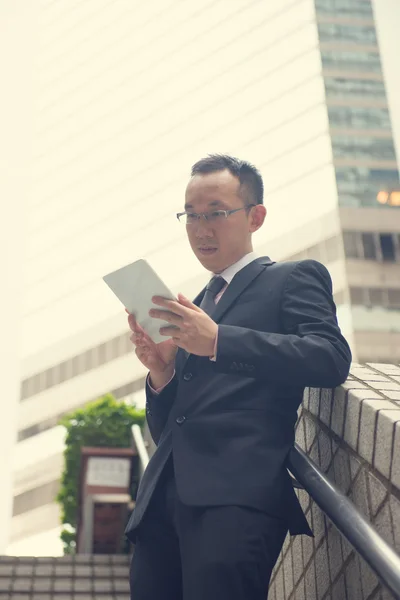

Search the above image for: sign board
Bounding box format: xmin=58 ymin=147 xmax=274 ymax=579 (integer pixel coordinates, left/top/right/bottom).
xmin=86 ymin=457 xmax=131 ymax=488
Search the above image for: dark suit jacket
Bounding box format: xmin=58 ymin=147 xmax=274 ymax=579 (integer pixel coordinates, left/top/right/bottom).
xmin=125 ymin=257 xmax=352 ymax=541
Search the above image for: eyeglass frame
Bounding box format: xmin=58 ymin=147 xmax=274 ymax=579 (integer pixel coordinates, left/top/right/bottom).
xmin=176 ymin=205 xmax=255 ymax=225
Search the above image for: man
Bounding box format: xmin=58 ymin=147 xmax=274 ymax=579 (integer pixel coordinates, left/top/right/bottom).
xmin=125 ymin=154 xmax=351 ymax=599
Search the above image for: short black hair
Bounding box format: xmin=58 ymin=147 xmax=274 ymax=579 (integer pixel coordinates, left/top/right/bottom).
xmin=190 ymin=154 xmax=264 ymax=206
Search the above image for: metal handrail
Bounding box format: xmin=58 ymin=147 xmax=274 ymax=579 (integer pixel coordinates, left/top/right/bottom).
xmin=131 ymin=424 xmax=150 ymax=476
xmin=288 ymin=444 xmax=400 ymax=600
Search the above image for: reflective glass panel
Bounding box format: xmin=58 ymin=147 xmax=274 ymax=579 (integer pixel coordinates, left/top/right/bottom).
xmin=361 ymin=233 xmax=377 ymax=259
xmin=331 ymin=135 xmax=396 ymax=160
xmin=336 ymin=167 xmax=400 ymax=207
xmin=343 ymin=231 xmax=360 ymax=258
xmin=328 ymin=106 xmax=391 ymax=129
xmin=324 ymin=77 xmax=386 ymax=99
xmin=321 ymin=50 xmax=382 ymax=73
xmin=318 ymin=23 xmax=377 ymax=45
xmin=315 ymin=0 xmax=373 ymax=18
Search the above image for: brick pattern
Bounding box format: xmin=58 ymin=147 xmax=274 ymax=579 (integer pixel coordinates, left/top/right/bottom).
xmin=0 ymin=554 xmax=130 ymax=599
xmin=269 ymin=363 xmax=400 ymax=600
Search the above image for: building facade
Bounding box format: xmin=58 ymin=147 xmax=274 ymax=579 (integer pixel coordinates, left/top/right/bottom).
xmin=8 ymin=0 xmax=400 ymax=555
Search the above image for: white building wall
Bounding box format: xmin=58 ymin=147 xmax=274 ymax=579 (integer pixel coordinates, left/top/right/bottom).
xmin=0 ymin=0 xmax=37 ymax=554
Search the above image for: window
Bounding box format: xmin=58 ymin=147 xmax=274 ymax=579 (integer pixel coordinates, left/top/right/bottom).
xmin=331 ymin=136 xmax=396 ymax=161
xmin=349 ymin=286 xmax=400 ymax=308
xmin=336 ymin=167 xmax=400 ymax=208
xmin=46 ymin=365 xmax=59 ymax=388
xmin=325 ymin=78 xmax=386 ymax=100
xmin=20 ymin=379 xmax=30 ymax=401
xmin=388 ymin=289 xmax=400 ymax=308
xmin=72 ymin=354 xmax=86 ymax=377
xmin=315 ymin=0 xmax=373 ymax=18
xmin=367 ymin=288 xmax=385 ymax=306
xmin=350 ymin=288 xmax=365 ymax=304
xmin=97 ymin=342 xmax=108 ymax=366
xmin=379 ymin=234 xmax=396 ymax=261
xmin=328 ymin=107 xmax=391 ymax=130
xmin=59 ymin=360 xmax=72 ymax=384
xmin=343 ymin=231 xmax=360 ymax=258
xmin=343 ymin=230 xmax=400 ymax=262
xmin=361 ymin=233 xmax=376 ymax=259
xmin=321 ymin=50 xmax=382 ymax=73
xmin=318 ymin=23 xmax=377 ymax=45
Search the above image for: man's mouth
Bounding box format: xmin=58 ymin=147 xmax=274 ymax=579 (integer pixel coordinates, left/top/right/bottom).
xmin=198 ymin=246 xmax=218 ymax=255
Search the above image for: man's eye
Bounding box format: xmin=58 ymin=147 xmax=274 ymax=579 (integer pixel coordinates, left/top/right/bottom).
xmin=210 ymin=211 xmax=225 ymax=218
xmin=187 ymin=213 xmax=198 ymax=221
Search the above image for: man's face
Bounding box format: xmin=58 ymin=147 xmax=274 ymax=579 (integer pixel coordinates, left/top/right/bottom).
xmin=184 ymin=169 xmax=265 ymax=273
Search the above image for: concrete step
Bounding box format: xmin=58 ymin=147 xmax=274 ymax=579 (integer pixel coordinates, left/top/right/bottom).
xmin=0 ymin=555 xmax=130 ymax=599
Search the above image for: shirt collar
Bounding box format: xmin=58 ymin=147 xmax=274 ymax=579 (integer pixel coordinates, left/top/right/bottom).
xmin=213 ymin=251 xmax=257 ymax=285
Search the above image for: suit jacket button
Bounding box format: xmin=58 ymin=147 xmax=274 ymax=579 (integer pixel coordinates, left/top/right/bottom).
xmin=183 ymin=372 xmax=193 ymax=381
xmin=176 ymin=416 xmax=186 ymax=425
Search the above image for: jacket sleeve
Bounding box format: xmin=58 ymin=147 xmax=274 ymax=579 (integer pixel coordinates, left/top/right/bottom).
xmin=145 ymin=374 xmax=178 ymax=445
xmin=214 ymin=260 xmax=351 ymax=388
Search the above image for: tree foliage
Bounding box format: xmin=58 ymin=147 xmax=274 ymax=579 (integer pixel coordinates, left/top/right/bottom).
xmin=56 ymin=393 xmax=145 ymax=554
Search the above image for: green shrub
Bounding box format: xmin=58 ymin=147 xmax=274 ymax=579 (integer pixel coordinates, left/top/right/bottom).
xmin=56 ymin=393 xmax=145 ymax=554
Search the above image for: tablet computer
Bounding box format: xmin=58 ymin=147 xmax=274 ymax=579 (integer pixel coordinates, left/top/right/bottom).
xmin=103 ymin=259 xmax=177 ymax=343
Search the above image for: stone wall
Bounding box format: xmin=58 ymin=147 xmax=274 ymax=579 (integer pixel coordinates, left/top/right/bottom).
xmin=268 ymin=363 xmax=400 ymax=600
xmin=0 ymin=554 xmax=130 ymax=599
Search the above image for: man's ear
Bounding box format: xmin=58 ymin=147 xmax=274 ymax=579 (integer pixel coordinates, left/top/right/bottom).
xmin=249 ymin=204 xmax=266 ymax=233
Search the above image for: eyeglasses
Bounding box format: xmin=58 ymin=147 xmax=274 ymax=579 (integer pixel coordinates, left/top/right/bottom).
xmin=176 ymin=205 xmax=255 ymax=225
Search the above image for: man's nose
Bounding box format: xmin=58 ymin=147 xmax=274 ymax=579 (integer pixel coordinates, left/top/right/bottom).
xmin=194 ymin=219 xmax=213 ymax=237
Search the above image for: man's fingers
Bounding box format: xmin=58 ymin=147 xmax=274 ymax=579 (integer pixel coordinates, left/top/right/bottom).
xmin=159 ymin=326 xmax=182 ymax=337
xmin=128 ymin=313 xmax=146 ymax=335
xmin=177 ymin=293 xmax=202 ymax=311
xmin=152 ymin=296 xmax=192 ymax=317
xmin=149 ymin=309 xmax=183 ymax=325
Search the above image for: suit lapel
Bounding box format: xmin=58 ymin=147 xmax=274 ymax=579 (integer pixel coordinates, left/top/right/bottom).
xmin=179 ymin=257 xmax=274 ymax=369
xmin=211 ymin=256 xmax=274 ymax=324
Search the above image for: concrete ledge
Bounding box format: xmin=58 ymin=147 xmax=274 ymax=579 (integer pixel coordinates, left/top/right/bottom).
xmin=269 ymin=363 xmax=400 ymax=600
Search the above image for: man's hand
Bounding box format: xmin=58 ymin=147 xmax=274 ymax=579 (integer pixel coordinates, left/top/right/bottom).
xmin=126 ymin=310 xmax=178 ymax=388
xmin=149 ymin=294 xmax=218 ymax=357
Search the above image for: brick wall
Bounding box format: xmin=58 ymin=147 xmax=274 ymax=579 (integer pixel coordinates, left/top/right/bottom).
xmin=269 ymin=363 xmax=400 ymax=600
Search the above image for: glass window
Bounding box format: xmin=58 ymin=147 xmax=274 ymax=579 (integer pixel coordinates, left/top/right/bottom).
xmin=45 ymin=365 xmax=59 ymax=388
xmin=325 ymin=77 xmax=386 ymax=100
xmin=388 ymin=289 xmax=400 ymax=308
xmin=73 ymin=354 xmax=87 ymax=376
xmin=331 ymin=136 xmax=396 ymax=161
xmin=321 ymin=50 xmax=382 ymax=73
xmin=361 ymin=233 xmax=377 ymax=259
xmin=343 ymin=231 xmax=360 ymax=258
xmin=328 ymin=106 xmax=391 ymax=130
xmin=379 ymin=234 xmax=396 ymax=261
xmin=367 ymin=288 xmax=385 ymax=306
xmin=20 ymin=379 xmax=30 ymax=401
xmin=97 ymin=342 xmax=108 ymax=365
xmin=315 ymin=0 xmax=373 ymax=18
xmin=336 ymin=167 xmax=400 ymax=208
xmin=350 ymin=287 xmax=365 ymax=304
xmin=59 ymin=361 xmax=71 ymax=383
xmin=318 ymin=23 xmax=377 ymax=45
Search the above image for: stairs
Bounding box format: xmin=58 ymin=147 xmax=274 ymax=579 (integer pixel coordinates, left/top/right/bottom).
xmin=0 ymin=554 xmax=130 ymax=599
